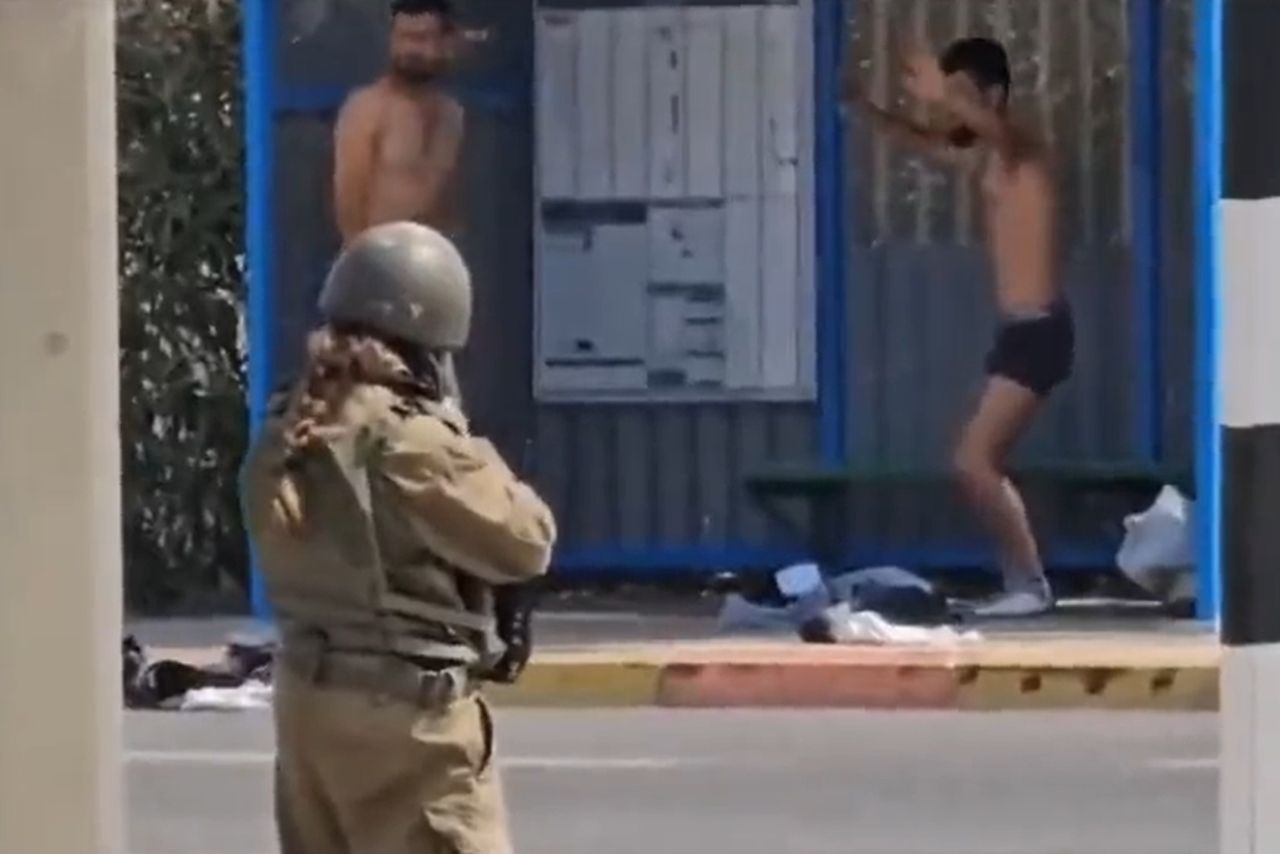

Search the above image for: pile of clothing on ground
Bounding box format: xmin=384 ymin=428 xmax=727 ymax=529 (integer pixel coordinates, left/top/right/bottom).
xmin=122 ymin=634 xmax=277 ymax=711
xmin=717 ymin=563 xmax=983 ymax=646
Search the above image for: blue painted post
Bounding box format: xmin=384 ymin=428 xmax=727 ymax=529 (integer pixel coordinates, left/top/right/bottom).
xmin=1192 ymin=0 xmax=1222 ymax=624
xmin=242 ymin=0 xmax=277 ymax=621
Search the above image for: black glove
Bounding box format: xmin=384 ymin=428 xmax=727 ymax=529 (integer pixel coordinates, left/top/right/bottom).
xmin=488 ymin=583 xmax=536 ymax=684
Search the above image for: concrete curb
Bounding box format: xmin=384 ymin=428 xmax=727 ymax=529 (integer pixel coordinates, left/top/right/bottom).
xmin=153 ymin=641 xmax=1221 ymax=712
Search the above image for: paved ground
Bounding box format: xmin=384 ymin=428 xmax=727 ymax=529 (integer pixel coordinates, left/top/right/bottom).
xmin=127 ymin=599 xmax=1209 ymax=651
xmin=126 ymin=708 xmax=1217 ymax=854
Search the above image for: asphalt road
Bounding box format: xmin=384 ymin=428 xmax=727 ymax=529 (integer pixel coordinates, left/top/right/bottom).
xmin=126 ymin=709 xmax=1217 ymax=854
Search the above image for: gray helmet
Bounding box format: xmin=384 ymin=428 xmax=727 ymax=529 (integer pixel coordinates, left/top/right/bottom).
xmin=319 ymin=221 xmax=472 ymax=350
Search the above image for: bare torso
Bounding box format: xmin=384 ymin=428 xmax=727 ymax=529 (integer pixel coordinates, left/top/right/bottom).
xmin=979 ymin=148 xmax=1059 ymax=313
xmin=339 ymin=80 xmax=464 ymax=241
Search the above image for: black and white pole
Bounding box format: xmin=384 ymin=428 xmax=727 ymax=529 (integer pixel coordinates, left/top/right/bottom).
xmin=1220 ymin=1 xmax=1280 ymax=852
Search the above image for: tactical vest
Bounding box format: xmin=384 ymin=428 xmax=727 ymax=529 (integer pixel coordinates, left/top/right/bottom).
xmin=241 ymin=386 xmax=507 ymax=671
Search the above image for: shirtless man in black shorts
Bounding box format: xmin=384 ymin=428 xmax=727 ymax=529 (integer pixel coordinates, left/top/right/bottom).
xmin=847 ymin=37 xmax=1071 ymax=617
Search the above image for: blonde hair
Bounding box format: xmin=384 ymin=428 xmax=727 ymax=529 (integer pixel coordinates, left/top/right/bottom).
xmin=270 ymin=326 xmax=418 ymax=532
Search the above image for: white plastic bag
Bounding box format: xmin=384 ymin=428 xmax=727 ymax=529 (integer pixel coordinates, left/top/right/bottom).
xmin=1116 ymin=485 xmax=1196 ymax=604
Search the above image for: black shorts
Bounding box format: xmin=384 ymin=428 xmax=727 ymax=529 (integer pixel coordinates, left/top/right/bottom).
xmin=984 ymin=300 xmax=1074 ymax=396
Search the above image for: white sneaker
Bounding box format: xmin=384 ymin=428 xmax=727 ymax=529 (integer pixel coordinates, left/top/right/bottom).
xmin=971 ymin=588 xmax=1054 ymax=618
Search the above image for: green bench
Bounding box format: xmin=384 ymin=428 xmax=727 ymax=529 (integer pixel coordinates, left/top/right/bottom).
xmin=744 ymin=459 xmax=1194 ymax=570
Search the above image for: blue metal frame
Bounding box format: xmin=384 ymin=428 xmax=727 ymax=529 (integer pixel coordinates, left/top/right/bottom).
xmin=273 ymin=83 xmax=526 ymax=117
xmin=814 ymin=0 xmax=848 ymax=463
xmin=243 ymin=0 xmax=277 ymax=620
xmin=240 ymin=0 xmax=1190 ymax=596
xmin=1193 ymin=0 xmax=1223 ymax=623
xmin=1128 ymin=0 xmax=1164 ymax=463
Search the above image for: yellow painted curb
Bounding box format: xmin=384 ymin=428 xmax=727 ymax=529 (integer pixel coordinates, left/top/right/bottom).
xmin=149 ymin=644 xmax=1222 ymax=711
xmin=485 ymin=661 xmax=662 ymax=708
xmin=955 ymin=665 xmax=1219 ymax=711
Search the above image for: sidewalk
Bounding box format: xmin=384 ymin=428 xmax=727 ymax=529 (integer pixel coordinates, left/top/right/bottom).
xmin=130 ymin=600 xmax=1220 ymax=712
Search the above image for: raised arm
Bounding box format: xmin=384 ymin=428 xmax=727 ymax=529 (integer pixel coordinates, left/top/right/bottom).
xmin=843 ymin=63 xmax=972 ymax=168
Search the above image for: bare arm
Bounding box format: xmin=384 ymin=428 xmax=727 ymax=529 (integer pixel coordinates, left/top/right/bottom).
xmin=332 ymin=89 xmax=380 ymax=245
xmin=842 ymin=71 xmax=971 ymax=168
xmin=417 ymin=97 xmax=465 ymax=227
xmin=858 ymin=98 xmax=964 ymax=164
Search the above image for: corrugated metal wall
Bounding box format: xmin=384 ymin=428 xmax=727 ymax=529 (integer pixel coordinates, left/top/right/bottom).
xmin=265 ymin=0 xmax=1196 ymax=570
xmin=1158 ymin=0 xmax=1196 ymax=465
xmin=270 ymin=0 xmax=382 ymax=386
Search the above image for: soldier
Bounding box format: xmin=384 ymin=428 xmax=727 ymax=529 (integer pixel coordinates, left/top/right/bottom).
xmin=240 ymin=221 xmax=555 ymax=853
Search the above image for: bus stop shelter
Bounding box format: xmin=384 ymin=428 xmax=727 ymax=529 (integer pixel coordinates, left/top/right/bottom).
xmin=1 ymin=0 xmax=1277 ymax=851
xmin=245 ymin=0 xmax=1218 ymax=614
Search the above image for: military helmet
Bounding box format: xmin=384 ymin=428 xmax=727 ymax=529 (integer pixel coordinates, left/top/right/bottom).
xmin=319 ymin=221 xmax=472 ymax=350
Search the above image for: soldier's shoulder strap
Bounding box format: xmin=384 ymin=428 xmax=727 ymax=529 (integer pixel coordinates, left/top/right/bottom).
xmin=339 ymin=386 xmax=497 ymax=639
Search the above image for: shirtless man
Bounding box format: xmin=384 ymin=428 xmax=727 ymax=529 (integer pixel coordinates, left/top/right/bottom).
xmin=848 ymin=37 xmax=1071 ymax=617
xmin=333 ymin=0 xmax=464 ymax=245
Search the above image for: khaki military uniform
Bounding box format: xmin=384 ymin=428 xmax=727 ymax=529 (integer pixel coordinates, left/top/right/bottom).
xmin=241 ymin=383 xmax=555 ymax=854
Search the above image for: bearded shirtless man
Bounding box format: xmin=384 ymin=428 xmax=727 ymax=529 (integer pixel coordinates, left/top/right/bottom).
xmin=333 ymin=0 xmax=464 ymax=245
xmin=848 ymin=38 xmax=1071 ymax=617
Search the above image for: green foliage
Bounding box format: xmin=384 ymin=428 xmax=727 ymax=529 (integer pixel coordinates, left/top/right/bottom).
xmin=117 ymin=0 xmax=248 ymax=614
